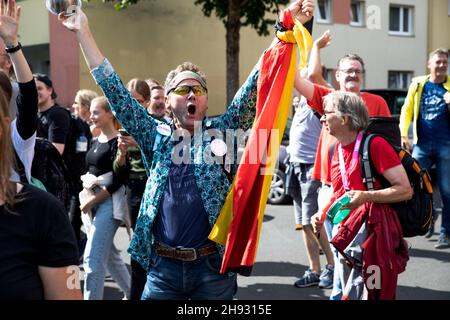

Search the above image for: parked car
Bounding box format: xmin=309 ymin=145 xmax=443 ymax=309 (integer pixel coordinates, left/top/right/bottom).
xmin=267 ymin=144 xmax=292 ymax=205
xmin=361 ymin=88 xmax=407 ymax=116
xmin=362 ymin=88 xmax=435 ymax=178
xmin=267 ymin=119 xmax=293 ymax=205
xmin=362 ymin=88 xmax=414 ymax=142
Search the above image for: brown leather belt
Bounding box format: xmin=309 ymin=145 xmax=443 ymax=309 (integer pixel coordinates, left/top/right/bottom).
xmin=153 ymin=241 xmax=218 ymax=262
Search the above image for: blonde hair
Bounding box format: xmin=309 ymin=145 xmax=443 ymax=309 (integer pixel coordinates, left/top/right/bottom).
xmin=0 ymin=88 xmax=17 ymax=208
xmin=75 ymin=89 xmax=98 ymax=108
xmin=429 ymin=48 xmax=449 ymax=60
xmin=91 ymin=96 xmax=121 ymax=129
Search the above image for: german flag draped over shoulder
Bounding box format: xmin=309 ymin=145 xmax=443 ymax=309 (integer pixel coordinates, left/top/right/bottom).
xmin=209 ymin=14 xmax=312 ymax=275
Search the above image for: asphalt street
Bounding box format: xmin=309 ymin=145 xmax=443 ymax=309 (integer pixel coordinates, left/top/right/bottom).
xmin=97 ymin=202 xmax=450 ymax=300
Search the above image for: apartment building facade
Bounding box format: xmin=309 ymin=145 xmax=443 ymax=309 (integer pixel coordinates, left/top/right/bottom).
xmin=312 ymin=0 xmax=428 ymax=90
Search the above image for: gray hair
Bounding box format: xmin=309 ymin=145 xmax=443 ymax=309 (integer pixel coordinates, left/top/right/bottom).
xmin=337 ymin=53 xmax=365 ymax=73
xmin=323 ymin=91 xmax=368 ymax=132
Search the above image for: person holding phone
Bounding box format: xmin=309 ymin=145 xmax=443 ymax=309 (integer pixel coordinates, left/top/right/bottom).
xmin=78 ymin=96 xmax=131 ymax=300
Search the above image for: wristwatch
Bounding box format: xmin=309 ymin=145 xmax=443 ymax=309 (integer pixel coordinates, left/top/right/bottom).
xmin=5 ymin=42 xmax=22 ymax=54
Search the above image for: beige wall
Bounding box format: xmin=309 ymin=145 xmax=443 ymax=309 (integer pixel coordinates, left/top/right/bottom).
xmin=81 ymin=0 xmax=276 ymax=116
xmin=18 ymin=0 xmax=49 ymax=45
xmin=313 ymin=0 xmax=428 ymax=88
xmin=428 ymin=0 xmax=450 ymax=55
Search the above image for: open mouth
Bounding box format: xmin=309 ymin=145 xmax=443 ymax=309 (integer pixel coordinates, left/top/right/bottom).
xmin=187 ymin=104 xmax=196 ymax=115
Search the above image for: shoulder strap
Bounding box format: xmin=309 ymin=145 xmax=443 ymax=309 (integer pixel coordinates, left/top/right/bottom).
xmin=312 ymin=110 xmax=322 ymax=121
xmin=13 ymin=147 xmax=28 ymax=184
xmin=360 ymin=133 xmax=377 ymax=191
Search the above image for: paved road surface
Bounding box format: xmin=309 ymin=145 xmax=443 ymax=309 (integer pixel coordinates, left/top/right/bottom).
xmin=93 ymin=203 xmax=450 ymax=300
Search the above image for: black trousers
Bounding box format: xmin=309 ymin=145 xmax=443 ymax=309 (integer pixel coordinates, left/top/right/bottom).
xmin=127 ymin=176 xmax=148 ymax=300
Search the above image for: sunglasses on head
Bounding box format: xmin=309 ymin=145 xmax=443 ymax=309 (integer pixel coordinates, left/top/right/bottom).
xmin=169 ymin=85 xmax=207 ymax=97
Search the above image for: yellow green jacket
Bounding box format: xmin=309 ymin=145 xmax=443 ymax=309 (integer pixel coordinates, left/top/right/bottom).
xmin=399 ymin=75 xmax=450 ymax=144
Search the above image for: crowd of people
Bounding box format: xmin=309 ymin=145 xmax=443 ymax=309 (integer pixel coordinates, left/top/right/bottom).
xmin=0 ymin=0 xmax=449 ymax=300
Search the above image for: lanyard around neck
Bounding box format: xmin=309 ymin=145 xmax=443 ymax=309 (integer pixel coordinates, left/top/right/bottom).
xmin=338 ymin=132 xmax=363 ymax=192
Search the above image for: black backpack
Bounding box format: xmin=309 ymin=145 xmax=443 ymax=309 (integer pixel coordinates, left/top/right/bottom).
xmin=29 ymin=138 xmax=74 ymax=211
xmin=359 ymin=124 xmax=434 ymax=237
xmin=365 ymin=116 xmax=402 ymax=148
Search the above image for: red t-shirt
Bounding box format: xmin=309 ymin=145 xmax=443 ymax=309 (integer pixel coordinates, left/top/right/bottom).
xmin=307 ymin=85 xmax=391 ymax=184
xmin=322 ymin=136 xmax=401 ymax=217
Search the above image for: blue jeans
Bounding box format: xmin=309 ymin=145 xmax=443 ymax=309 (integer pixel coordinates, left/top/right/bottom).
xmin=413 ymin=140 xmax=450 ymax=236
xmin=318 ymin=185 xmax=342 ymax=300
xmin=327 ymin=223 xmax=343 ymax=300
xmin=141 ymin=252 xmax=237 ymax=300
xmin=83 ymin=197 xmax=131 ymax=300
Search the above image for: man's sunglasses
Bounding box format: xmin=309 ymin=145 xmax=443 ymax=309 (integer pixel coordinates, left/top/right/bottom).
xmin=169 ymin=85 xmax=207 ymax=97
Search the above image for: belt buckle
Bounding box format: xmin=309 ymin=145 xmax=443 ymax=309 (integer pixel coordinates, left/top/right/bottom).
xmin=175 ymin=246 xmax=197 ymax=261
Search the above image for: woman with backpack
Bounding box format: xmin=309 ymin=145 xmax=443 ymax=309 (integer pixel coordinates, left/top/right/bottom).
xmin=0 ymin=63 xmax=82 ymax=300
xmin=79 ymin=96 xmax=131 ymax=300
xmin=311 ymin=91 xmax=412 ymax=300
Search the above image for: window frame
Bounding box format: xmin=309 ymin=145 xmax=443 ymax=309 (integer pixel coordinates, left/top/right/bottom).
xmin=388 ymin=70 xmax=414 ymax=89
xmin=316 ymin=0 xmax=332 ymax=24
xmin=350 ymin=0 xmax=365 ymax=27
xmin=389 ymin=5 xmax=414 ymax=36
xmin=324 ymin=68 xmax=335 ymax=87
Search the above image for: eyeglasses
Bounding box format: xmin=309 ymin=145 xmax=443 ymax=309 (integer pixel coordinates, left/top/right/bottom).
xmin=339 ymin=68 xmax=363 ymax=75
xmin=322 ymin=110 xmax=336 ymax=119
xmin=169 ymin=85 xmax=207 ymax=97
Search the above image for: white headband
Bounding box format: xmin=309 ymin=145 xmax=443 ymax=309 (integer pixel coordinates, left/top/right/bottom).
xmin=165 ymin=71 xmax=207 ymax=95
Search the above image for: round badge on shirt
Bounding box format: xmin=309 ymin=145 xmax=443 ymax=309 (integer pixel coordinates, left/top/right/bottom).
xmin=211 ymin=139 xmax=227 ymax=157
xmin=156 ymin=124 xmax=172 ymax=136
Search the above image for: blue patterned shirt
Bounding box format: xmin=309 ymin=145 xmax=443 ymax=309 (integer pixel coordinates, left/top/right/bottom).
xmin=91 ymin=59 xmax=259 ymax=270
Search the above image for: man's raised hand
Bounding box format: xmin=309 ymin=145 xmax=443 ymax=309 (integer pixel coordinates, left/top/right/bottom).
xmin=288 ymin=0 xmax=315 ymax=24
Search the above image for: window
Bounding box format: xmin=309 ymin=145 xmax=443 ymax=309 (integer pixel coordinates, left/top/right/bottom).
xmin=316 ymin=0 xmax=332 ymax=23
xmin=350 ymin=1 xmax=365 ymax=26
xmin=324 ymin=68 xmax=335 ymax=87
xmin=388 ymin=71 xmax=413 ymax=89
xmin=389 ymin=5 xmax=414 ymax=35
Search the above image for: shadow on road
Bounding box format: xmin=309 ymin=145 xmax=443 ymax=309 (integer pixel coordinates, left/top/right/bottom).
xmin=236 ymin=283 xmax=330 ymax=300
xmin=409 ymin=248 xmax=450 ymax=263
xmin=248 ymin=261 xmax=307 ymax=277
xmin=397 ymin=285 xmax=450 ymax=300
xmin=236 ymin=261 xmax=332 ymax=300
xmin=104 ymin=284 xmax=125 ymax=300
xmin=263 ymin=214 xmax=274 ymax=222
